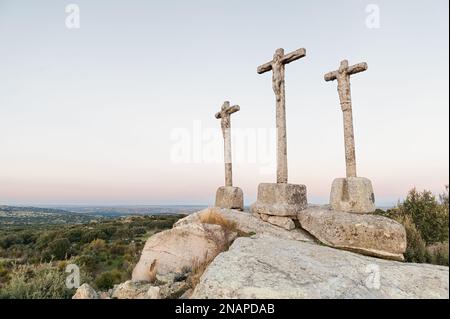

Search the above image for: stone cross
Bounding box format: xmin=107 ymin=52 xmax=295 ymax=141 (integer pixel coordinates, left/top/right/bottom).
xmin=257 ymin=48 xmax=306 ymax=184
xmin=215 ymin=101 xmax=240 ymax=187
xmin=324 ymin=60 xmax=368 ymax=178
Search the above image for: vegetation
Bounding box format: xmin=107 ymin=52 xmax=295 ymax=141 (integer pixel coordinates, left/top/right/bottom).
xmin=376 ymin=186 xmax=449 ymax=265
xmin=0 ymin=214 xmax=183 ymax=298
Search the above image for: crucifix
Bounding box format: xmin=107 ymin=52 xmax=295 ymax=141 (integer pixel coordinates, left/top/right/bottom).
xmin=215 ymin=101 xmax=240 ymax=187
xmin=324 ymin=60 xmax=368 ymax=178
xmin=257 ymin=48 xmax=306 ymax=184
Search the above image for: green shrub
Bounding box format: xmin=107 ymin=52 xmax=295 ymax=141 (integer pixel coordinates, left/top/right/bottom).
xmin=426 ymin=242 xmax=449 ymax=266
xmin=400 ymin=215 xmax=427 ymax=263
xmin=45 ymin=238 xmax=71 ymax=260
xmin=0 ymin=264 xmax=73 ymax=299
xmin=94 ymin=269 xmax=123 ymax=290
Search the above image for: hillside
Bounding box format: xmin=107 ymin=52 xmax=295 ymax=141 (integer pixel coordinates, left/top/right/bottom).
xmin=0 ymin=205 xmax=100 ymax=226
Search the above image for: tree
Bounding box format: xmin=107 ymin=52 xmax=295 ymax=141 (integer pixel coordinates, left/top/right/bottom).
xmin=399 ymin=188 xmax=449 ymax=244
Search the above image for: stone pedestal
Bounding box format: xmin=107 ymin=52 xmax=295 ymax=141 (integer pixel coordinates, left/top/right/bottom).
xmin=330 ymin=177 xmax=375 ymax=213
xmin=250 ymin=183 xmax=307 ymax=217
xmin=215 ymin=186 xmax=244 ymax=211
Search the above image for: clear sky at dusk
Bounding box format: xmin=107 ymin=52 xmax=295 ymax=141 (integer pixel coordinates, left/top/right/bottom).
xmin=0 ymin=0 xmax=448 ymax=206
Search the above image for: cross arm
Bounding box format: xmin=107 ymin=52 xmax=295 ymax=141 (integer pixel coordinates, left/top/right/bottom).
xmin=324 ymin=71 xmax=338 ymax=82
xmin=215 ymin=105 xmax=240 ymax=119
xmin=257 ymin=61 xmax=273 ymax=74
xmin=347 ymin=62 xmax=368 ymax=75
xmin=324 ymin=62 xmax=368 ymax=81
xmin=281 ymin=48 xmax=306 ymax=64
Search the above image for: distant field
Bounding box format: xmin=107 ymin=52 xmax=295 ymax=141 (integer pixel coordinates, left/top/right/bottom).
xmin=46 ymin=205 xmax=208 ymax=217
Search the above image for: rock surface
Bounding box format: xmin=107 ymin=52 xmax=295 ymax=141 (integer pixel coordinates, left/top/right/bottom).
xmin=192 ymin=236 xmax=449 ymax=299
xmin=72 ymin=283 xmax=99 ymax=299
xmin=132 ymin=222 xmax=236 ymax=282
xmin=298 ymin=206 xmax=406 ymax=261
xmin=215 ymin=186 xmax=244 ymax=210
xmin=330 ymin=177 xmax=375 ymax=213
xmin=112 ymin=281 xmax=161 ymax=299
xmin=174 ymin=207 xmax=313 ymax=242
xmin=267 ymin=216 xmax=295 ymax=230
xmin=250 ymin=183 xmax=307 ymax=216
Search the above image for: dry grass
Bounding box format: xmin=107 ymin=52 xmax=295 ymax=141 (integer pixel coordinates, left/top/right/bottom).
xmin=186 ymin=253 xmax=215 ymax=289
xmin=199 ymin=210 xmax=237 ymax=233
xmin=147 ymin=259 xmax=157 ymax=284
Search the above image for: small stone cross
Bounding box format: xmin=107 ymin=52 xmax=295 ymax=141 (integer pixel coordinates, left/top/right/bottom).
xmin=215 ymin=101 xmax=240 ymax=187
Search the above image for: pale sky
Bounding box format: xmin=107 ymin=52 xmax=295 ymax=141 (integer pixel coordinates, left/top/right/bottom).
xmin=0 ymin=0 xmax=448 ymax=206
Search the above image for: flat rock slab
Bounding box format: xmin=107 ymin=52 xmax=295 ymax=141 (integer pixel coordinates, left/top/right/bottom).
xmin=250 ymin=183 xmax=307 ymax=217
xmin=297 ymin=206 xmax=406 ymax=261
xmin=192 ymin=236 xmax=449 ymax=299
xmin=215 ymin=186 xmax=243 ymax=210
xmin=330 ymin=177 xmax=375 ymax=213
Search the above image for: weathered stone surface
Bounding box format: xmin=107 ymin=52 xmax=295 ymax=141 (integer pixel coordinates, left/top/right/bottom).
xmin=298 ymin=206 xmax=406 ymax=261
xmin=192 ymin=236 xmax=449 ymax=299
xmin=174 ymin=207 xmax=313 ymax=243
xmin=250 ymin=183 xmax=307 ymax=216
xmin=330 ymin=177 xmax=375 ymax=213
xmin=257 ymin=48 xmax=306 ymax=183
xmin=132 ymin=222 xmax=236 ymax=282
xmin=325 ymin=59 xmax=368 ymax=178
xmin=112 ymin=281 xmax=160 ymax=299
xmin=215 ymin=101 xmax=240 ymax=187
xmin=267 ymin=216 xmax=295 ymax=230
xmin=260 ymin=213 xmax=269 ymax=222
xmin=72 ymin=283 xmax=99 ymax=299
xmin=159 ymin=281 xmax=189 ymax=299
xmin=215 ymin=186 xmax=244 ymax=210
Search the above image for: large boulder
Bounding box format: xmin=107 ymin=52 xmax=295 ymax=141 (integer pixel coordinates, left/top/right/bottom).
xmin=132 ymin=222 xmax=236 ymax=282
xmin=192 ymin=236 xmax=449 ymax=299
xmin=297 ymin=206 xmax=406 ymax=261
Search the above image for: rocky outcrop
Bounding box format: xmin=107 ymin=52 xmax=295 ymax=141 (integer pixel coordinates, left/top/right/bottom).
xmin=192 ymin=236 xmax=449 ymax=299
xmin=132 ymin=222 xmax=236 ymax=282
xmin=174 ymin=207 xmax=313 ymax=242
xmin=74 ymin=207 xmax=448 ymax=300
xmin=297 ymin=206 xmax=407 ymax=261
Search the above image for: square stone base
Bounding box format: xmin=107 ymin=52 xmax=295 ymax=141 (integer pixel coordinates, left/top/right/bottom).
xmin=250 ymin=183 xmax=308 ymax=217
xmin=330 ymin=177 xmax=375 ymax=213
xmin=215 ymin=186 xmax=244 ymax=211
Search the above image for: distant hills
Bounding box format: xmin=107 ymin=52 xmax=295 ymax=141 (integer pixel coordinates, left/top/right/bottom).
xmin=0 ymin=205 xmax=100 ymax=226
xmin=0 ymin=205 xmax=207 ymax=226
xmin=50 ymin=205 xmax=208 ymax=217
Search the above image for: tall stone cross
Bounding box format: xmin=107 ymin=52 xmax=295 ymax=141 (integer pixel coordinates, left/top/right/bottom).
xmin=324 ymin=60 xmax=368 ymax=178
xmin=215 ymin=101 xmax=240 ymax=187
xmin=257 ymin=48 xmax=306 ymax=184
